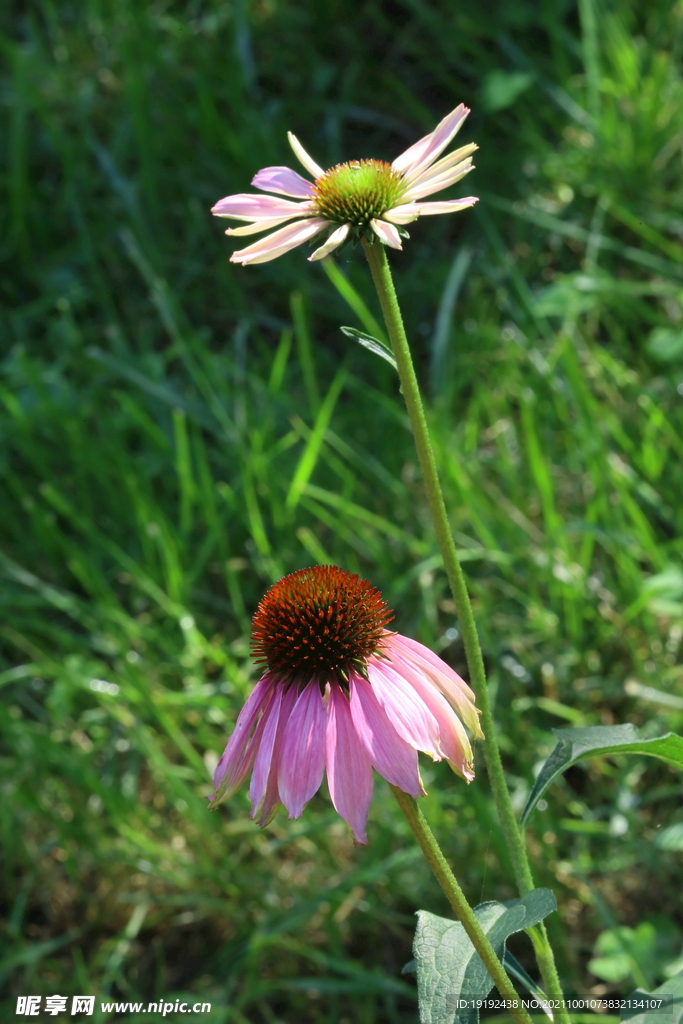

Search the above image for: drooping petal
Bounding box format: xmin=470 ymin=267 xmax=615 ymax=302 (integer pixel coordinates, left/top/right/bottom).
xmin=385 ymin=633 xmax=483 ymax=737
xmin=231 ymin=217 xmax=328 ymax=265
xmin=308 ymin=223 xmax=351 ymax=261
xmin=400 ymin=159 xmax=475 ymax=203
xmin=392 ymin=104 xmax=469 ymax=180
xmin=211 ymin=193 xmax=315 ymax=221
xmin=379 ymin=656 xmax=475 ymax=781
xmin=278 ymin=680 xmax=327 ymax=818
xmin=248 ymin=684 xmax=284 ymax=813
xmin=370 ymin=219 xmax=403 ymax=249
xmin=349 ymin=672 xmax=425 ymax=798
xmin=254 ymin=683 xmax=299 ymax=827
xmin=326 ymin=682 xmax=373 ymax=844
xmin=287 ymin=131 xmax=325 ymax=179
xmin=366 ymin=659 xmax=442 ymax=759
xmin=210 ymin=674 xmax=274 ymax=807
xmin=386 ymin=631 xmax=476 ymax=700
xmin=252 ymin=166 xmax=315 ymax=198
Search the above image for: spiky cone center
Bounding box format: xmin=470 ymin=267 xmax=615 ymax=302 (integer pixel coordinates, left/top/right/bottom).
xmin=250 ymin=566 xmax=394 ymax=688
xmin=312 ymin=160 xmax=405 ymax=227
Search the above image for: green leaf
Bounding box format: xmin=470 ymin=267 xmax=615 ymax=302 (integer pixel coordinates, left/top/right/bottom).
xmin=403 ymin=948 xmax=551 ymax=1016
xmin=655 ymin=822 xmax=683 ymax=851
xmin=479 ymin=70 xmax=535 ymax=112
xmin=590 ymin=918 xmax=682 ymax=991
xmin=340 ymin=326 xmax=397 ymax=371
xmin=642 ymin=566 xmax=683 ymax=617
xmin=522 ymin=726 xmax=683 ymax=825
xmin=621 ymin=968 xmax=683 ymax=1024
xmin=413 ymin=889 xmax=557 ymax=1024
xmin=646 ymin=327 xmax=683 ymax=363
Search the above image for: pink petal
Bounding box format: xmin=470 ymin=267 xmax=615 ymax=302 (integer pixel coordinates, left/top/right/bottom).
xmin=248 ymin=684 xmax=284 ymax=813
xmin=231 ymin=217 xmax=328 ymax=265
xmin=379 ymin=657 xmax=475 ymax=781
xmin=210 ymin=674 xmax=274 ymax=806
xmin=349 ymin=673 xmax=425 ymax=798
xmin=370 ymin=219 xmax=403 ymax=249
xmin=278 ymin=681 xmax=327 ymax=818
xmin=287 ymin=131 xmax=325 ymax=179
xmin=385 ymin=633 xmax=483 ymax=737
xmin=254 ymin=683 xmax=299 ymax=827
xmin=308 ymin=224 xmax=350 ymax=261
xmin=252 ymin=166 xmax=315 ymax=198
xmin=392 ymin=105 xmax=469 ymax=180
xmin=326 ymin=683 xmax=373 ymax=844
xmin=386 ymin=631 xmax=474 ymax=697
xmin=401 ymin=159 xmax=475 ymax=202
xmin=211 ymin=193 xmax=314 ymax=221
xmin=366 ymin=659 xmax=442 ymax=759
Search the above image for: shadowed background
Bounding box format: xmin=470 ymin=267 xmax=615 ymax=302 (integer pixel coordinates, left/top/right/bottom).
xmin=2 ymin=0 xmax=683 ymax=1020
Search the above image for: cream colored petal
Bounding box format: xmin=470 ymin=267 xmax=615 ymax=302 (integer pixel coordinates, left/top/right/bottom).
xmin=370 ymin=219 xmax=403 ymax=249
xmin=287 ymin=132 xmax=325 ymax=179
xmin=407 ymin=197 xmax=479 ymax=216
xmin=226 ymin=214 xmax=314 ymax=237
xmin=401 ymin=159 xmax=474 ymax=202
xmin=392 ymin=104 xmax=469 ymax=179
xmin=231 ymin=217 xmax=328 ymax=265
xmin=402 ymin=142 xmax=478 ymax=188
xmin=382 ymin=203 xmax=421 ymax=225
xmin=308 ymin=223 xmax=350 ymax=261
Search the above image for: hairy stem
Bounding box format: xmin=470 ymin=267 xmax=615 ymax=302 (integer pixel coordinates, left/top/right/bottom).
xmin=362 ymin=238 xmax=568 ymax=1022
xmin=391 ymin=787 xmax=535 ymax=1024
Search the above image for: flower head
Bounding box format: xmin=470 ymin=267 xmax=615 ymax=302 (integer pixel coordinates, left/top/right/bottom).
xmin=209 ymin=566 xmax=483 ymax=844
xmin=212 ymin=104 xmax=478 ymax=265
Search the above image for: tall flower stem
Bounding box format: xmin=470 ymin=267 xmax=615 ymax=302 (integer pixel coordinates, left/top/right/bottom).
xmin=362 ymin=238 xmax=568 ymax=1023
xmin=391 ymin=786 xmax=534 ymax=1024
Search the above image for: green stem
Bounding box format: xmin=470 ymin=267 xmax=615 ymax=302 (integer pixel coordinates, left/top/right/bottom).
xmin=362 ymin=238 xmax=568 ymax=1023
xmin=391 ymin=786 xmax=535 ymax=1024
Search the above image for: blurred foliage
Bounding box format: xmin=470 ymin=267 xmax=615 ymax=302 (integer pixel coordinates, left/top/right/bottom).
xmin=588 ymin=915 xmax=683 ymax=990
xmin=2 ymin=0 xmax=683 ymax=1021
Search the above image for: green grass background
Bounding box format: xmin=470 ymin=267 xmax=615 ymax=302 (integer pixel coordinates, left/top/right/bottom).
xmin=2 ymin=0 xmax=683 ymax=1020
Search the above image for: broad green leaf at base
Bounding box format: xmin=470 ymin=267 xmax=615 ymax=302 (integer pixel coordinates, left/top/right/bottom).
xmin=621 ymin=968 xmax=683 ymax=1024
xmin=414 ymin=889 xmax=557 ymax=1024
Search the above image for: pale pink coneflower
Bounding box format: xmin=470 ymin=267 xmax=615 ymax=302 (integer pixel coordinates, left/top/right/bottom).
xmin=209 ymin=566 xmax=483 ymax=844
xmin=211 ymin=104 xmax=477 ymax=264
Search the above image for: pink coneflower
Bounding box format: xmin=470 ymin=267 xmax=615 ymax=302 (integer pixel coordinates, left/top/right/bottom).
xmin=209 ymin=566 xmax=482 ymax=844
xmin=212 ymin=104 xmax=477 ymax=265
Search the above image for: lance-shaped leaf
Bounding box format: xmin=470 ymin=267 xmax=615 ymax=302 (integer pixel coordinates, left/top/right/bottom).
xmin=414 ymin=889 xmax=557 ymax=1024
xmin=340 ymin=326 xmax=398 ymax=370
xmin=522 ymin=726 xmax=683 ymax=825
